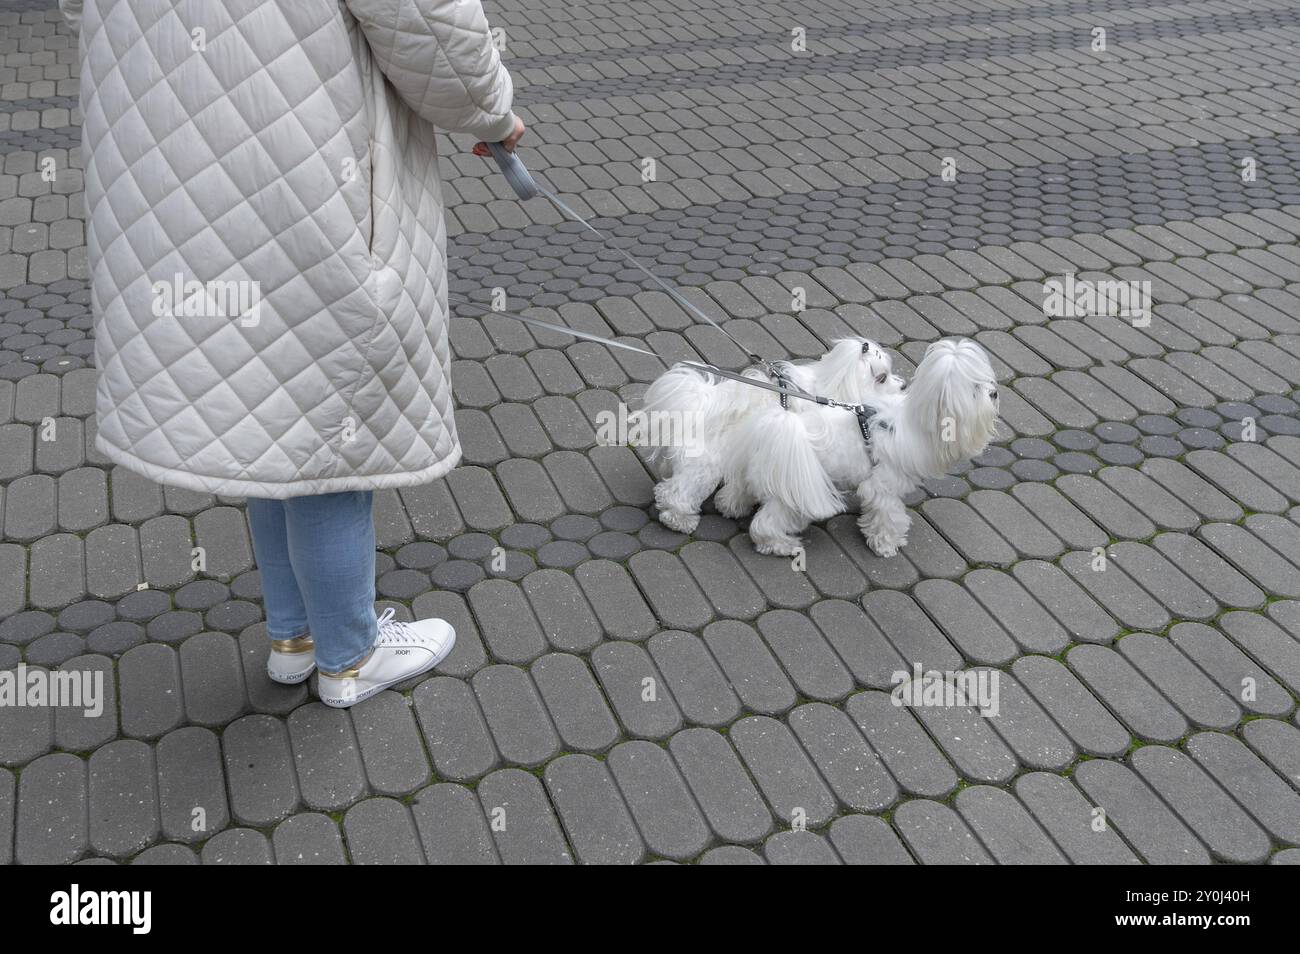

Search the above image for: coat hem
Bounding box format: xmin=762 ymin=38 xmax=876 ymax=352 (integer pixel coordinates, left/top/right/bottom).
xmin=95 ymin=433 xmax=463 ymax=500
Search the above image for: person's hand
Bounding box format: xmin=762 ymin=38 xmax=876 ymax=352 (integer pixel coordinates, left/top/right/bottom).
xmin=472 ymin=115 xmax=525 ymax=157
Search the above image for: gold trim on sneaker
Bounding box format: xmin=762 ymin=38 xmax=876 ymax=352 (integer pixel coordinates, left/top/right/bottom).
xmin=271 ymin=634 xmax=314 ymax=654
xmin=319 ymin=648 xmax=374 ymax=679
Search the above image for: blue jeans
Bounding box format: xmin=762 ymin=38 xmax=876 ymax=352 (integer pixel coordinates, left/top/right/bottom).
xmin=246 ymin=491 xmax=377 ymax=672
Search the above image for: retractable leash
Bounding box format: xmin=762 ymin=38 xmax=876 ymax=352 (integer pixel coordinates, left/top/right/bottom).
xmin=479 ymin=143 xmax=885 ymax=445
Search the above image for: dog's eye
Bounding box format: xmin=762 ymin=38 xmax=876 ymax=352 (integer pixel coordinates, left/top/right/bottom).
xmin=989 ymin=389 xmax=998 ymax=400
xmin=875 ymin=371 xmax=888 ymax=385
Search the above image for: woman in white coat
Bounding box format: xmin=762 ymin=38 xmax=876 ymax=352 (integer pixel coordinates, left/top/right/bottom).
xmin=64 ymin=0 xmax=524 ymax=706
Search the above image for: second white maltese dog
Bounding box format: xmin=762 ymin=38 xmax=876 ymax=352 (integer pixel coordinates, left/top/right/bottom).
xmin=643 ymin=338 xmax=902 ymax=535
xmin=726 ymin=337 xmax=1000 ymax=557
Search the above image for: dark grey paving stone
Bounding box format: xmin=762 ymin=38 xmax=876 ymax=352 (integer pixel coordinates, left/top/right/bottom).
xmin=592 ymin=640 xmax=682 ymax=739
xmin=955 ymin=785 xmax=1067 ymax=864
xmin=846 ymin=690 xmax=958 ymax=798
xmin=789 ymin=702 xmax=897 ymax=812
xmin=479 ymin=767 xmax=574 ymax=864
xmin=1185 ymin=731 xmax=1300 ymax=845
xmin=531 ymin=652 xmax=619 ymax=753
xmin=893 ymin=798 xmax=993 ymax=865
xmin=544 ymin=754 xmax=644 ymax=865
xmin=963 ymin=569 xmax=1068 ymax=654
xmin=680 ymin=540 xmax=765 ymax=620
xmin=1130 ymin=745 xmax=1271 ymax=864
xmin=863 ymin=589 xmax=962 ymax=673
xmin=827 ymin=814 xmax=914 ymax=865
xmin=669 ymin=727 xmax=772 ymax=844
xmin=412 ymin=676 xmax=498 ymax=782
xmin=764 ymin=829 xmax=841 ymax=865
xmin=731 ymin=714 xmax=837 ymax=829
xmin=132 ymin=843 xmax=199 ymax=865
xmin=698 ymin=845 xmax=765 ymax=865
xmin=53 ymin=654 xmax=118 ymax=752
xmin=342 ymin=798 xmax=425 ymax=865
xmin=16 ymin=752 xmax=86 ymax=865
xmin=473 ymin=664 xmax=561 ymax=767
xmin=607 ymin=741 xmax=708 ymax=862
xmin=1014 ymin=772 xmax=1139 ymax=865
xmin=1012 ymin=656 xmax=1130 ymax=757
xmin=156 ymin=726 xmax=229 ymax=844
xmin=272 ymin=812 xmax=347 ymax=865
xmin=913 ymin=579 xmax=1019 ymax=665
xmin=118 ymin=642 xmax=183 ymax=740
xmin=222 ymin=713 xmax=299 ymax=828
xmin=410 ymin=783 xmax=499 ymax=865
xmin=87 ymin=739 xmax=158 ymax=859
xmin=627 ymin=549 xmax=715 ymax=630
xmin=179 ymin=631 xmax=246 ymax=727
xmin=286 ymin=703 xmax=366 ymax=813
xmin=702 ymin=619 xmax=797 ymax=716
xmin=574 ymin=560 xmax=658 ymax=641
xmin=521 ymin=569 xmax=602 ymax=654
xmin=349 ymin=690 xmax=430 ymax=797
xmin=1117 ymin=634 xmax=1240 ymax=730
xmin=1073 ymin=759 xmax=1209 ymax=865
xmin=646 ymin=630 xmax=739 ymax=727
xmin=808 ymin=599 xmax=907 ymax=690
xmin=0 ymin=767 xmax=12 ymax=866
xmin=201 ymin=828 xmax=273 ymax=865
xmin=1242 ymin=719 xmax=1300 ymax=797
xmin=466 ymin=579 xmax=547 ymax=664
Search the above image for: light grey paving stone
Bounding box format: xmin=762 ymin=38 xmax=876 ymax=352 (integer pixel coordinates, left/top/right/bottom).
xmin=1130 ymin=745 xmax=1271 ymax=864
xmin=179 ymin=631 xmax=246 ymax=727
xmin=668 ymin=727 xmax=771 ymax=844
xmin=53 ymin=653 xmax=117 ymax=752
xmin=755 ymin=608 xmax=854 ymax=701
xmin=1151 ymin=532 xmax=1265 ymax=609
xmin=531 ymin=653 xmax=619 ymax=753
xmin=1272 ymin=849 xmax=1300 ymax=865
xmin=1011 ymin=483 xmax=1108 ymax=551
xmin=16 ymin=752 xmax=86 ymax=865
xmin=544 ymin=753 xmax=644 ymax=865
xmin=118 ymin=643 xmax=183 ymax=741
xmin=1060 ymin=550 xmax=1170 ymax=633
xmin=699 ymin=845 xmax=765 ymax=865
xmin=1202 ymin=523 xmax=1300 ymax=600
xmin=410 ymin=782 xmax=499 ymax=865
xmin=1014 ymin=772 xmax=1140 ymax=865
xmin=342 ymin=798 xmax=425 ymax=865
xmin=87 ymin=739 xmax=157 ymax=860
xmin=1241 ymin=719 xmax=1300 ymax=793
xmin=626 ymin=549 xmax=714 ymax=630
xmin=574 ymin=559 xmax=658 ymax=640
xmin=910 ymin=687 xmax=1019 ymax=784
xmin=1111 ymin=542 xmax=1218 ymax=621
xmin=272 ymin=812 xmax=347 ymax=865
xmin=1011 ymin=655 xmax=1130 ymax=758
xmin=286 ymin=703 xmax=367 ymax=812
xmin=788 ymin=702 xmax=897 ymax=813
xmin=201 ymin=828 xmax=273 ymax=865
xmin=1246 ymin=512 xmax=1300 ymax=576
xmin=862 ymin=589 xmax=962 ymax=673
xmin=647 ymin=630 xmax=741 ymax=727
xmin=1097 ymin=465 xmax=1199 ymax=532
xmin=701 ymin=619 xmax=797 ymax=716
xmin=1230 ymin=443 xmax=1300 ymax=503
xmin=1073 ymin=758 xmax=1209 ymax=865
xmin=1056 ymin=474 xmax=1156 ymax=541
xmin=809 ymin=598 xmax=908 ymax=689
xmin=1186 ymin=732 xmax=1300 ymax=844
xmin=412 ymin=676 xmax=497 ymax=782
xmin=1141 ymin=458 xmax=1244 ymax=521
xmin=132 ymin=843 xmax=198 ymax=865
xmin=1185 ymin=450 xmax=1289 ymax=514
xmin=521 ymin=569 xmax=602 ymax=654
xmin=846 ymin=690 xmax=958 ymax=799
xmin=912 ymin=579 xmax=1018 ymax=665
xmin=1218 ymin=611 xmax=1300 ymax=696
xmin=592 ymin=640 xmax=682 ymax=740
xmin=764 ymin=829 xmax=841 ymax=865
xmin=349 ymin=690 xmax=430 ymax=797
xmin=156 ymin=726 xmax=229 ymax=844
xmin=0 ymin=665 xmax=54 ymax=766
xmin=729 ymin=534 xmax=820 ymax=609
xmin=978 ymin=669 xmax=1076 ymax=771
xmin=954 ymin=785 xmax=1067 ymax=865
xmin=680 ymin=540 xmax=765 ymax=619
xmin=222 ymin=713 xmax=299 ymax=828
xmin=920 ymin=497 xmax=1016 ymax=565
xmin=1067 ymin=644 xmax=1186 ymax=744
xmin=893 ymin=798 xmax=993 ymax=865
xmin=966 ymin=489 xmax=1062 ymax=560
xmin=1117 ymin=634 xmax=1241 ymax=730
xmin=963 ymin=569 xmax=1068 ymax=654
xmin=827 ymin=814 xmax=913 ymax=865
xmin=472 ymin=664 xmax=561 ymax=768
xmin=467 ymin=579 xmax=547 ymax=664
xmin=606 ymin=740 xmax=706 ymax=862
xmin=1167 ymin=622 xmax=1293 ymax=717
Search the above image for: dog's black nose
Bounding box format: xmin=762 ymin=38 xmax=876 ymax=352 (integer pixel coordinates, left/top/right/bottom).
xmin=989 ymin=389 xmax=998 ymax=400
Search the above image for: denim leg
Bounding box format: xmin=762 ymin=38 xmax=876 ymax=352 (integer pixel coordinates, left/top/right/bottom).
xmin=246 ymin=497 xmax=311 ymax=641
xmin=282 ymin=490 xmax=377 ymax=672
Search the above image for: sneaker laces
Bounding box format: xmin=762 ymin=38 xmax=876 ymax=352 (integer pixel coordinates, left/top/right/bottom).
xmin=374 ymin=607 xmax=420 ymax=645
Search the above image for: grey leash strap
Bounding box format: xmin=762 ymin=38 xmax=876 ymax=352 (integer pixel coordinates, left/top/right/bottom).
xmin=449 ymin=293 xmax=837 ymax=409
xmin=486 ymin=143 xmax=768 ymax=367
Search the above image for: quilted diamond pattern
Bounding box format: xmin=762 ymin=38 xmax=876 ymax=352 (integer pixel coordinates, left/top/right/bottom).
xmin=65 ymin=0 xmax=515 ymax=498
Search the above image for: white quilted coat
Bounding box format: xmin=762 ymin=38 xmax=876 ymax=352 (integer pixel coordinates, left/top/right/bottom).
xmin=61 ymin=0 xmax=515 ymax=497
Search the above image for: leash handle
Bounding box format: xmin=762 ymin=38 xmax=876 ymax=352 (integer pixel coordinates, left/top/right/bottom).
xmin=488 ymin=142 xmax=538 ymax=200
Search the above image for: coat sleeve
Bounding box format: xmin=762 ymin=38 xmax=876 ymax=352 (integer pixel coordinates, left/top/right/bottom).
xmin=345 ymin=0 xmax=515 ymax=142
xmin=58 ymin=0 xmax=83 ymax=31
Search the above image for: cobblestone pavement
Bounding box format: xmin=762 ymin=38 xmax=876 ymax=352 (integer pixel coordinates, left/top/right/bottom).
xmin=2 ymin=0 xmax=1300 ymax=864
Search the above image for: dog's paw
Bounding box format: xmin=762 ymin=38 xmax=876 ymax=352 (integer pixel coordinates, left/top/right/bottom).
xmin=865 ymin=533 xmax=905 ymax=558
xmin=754 ymin=536 xmax=802 ymax=557
xmin=657 ymin=508 xmax=699 ymax=534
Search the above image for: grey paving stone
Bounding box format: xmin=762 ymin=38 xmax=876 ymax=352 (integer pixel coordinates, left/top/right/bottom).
xmin=1011 ymin=655 xmax=1130 ymax=758
xmin=544 ymin=753 xmax=644 ymax=864
xmin=412 ymin=676 xmax=498 ymax=782
xmin=286 ymin=702 xmax=367 ymax=812
xmin=201 ymin=827 xmax=273 ymax=865
xmin=118 ymin=642 xmax=183 ymax=740
xmin=592 ymin=640 xmax=682 ymax=740
xmin=132 ymin=843 xmax=199 ymax=865
xmin=521 ymin=569 xmax=602 ymax=653
xmin=668 ymin=727 xmax=771 ymax=844
xmin=1241 ymin=719 xmax=1300 ymax=796
xmin=607 ymin=740 xmax=709 ymax=862
xmin=473 ymin=664 xmax=561 ymax=768
xmin=467 ymin=579 xmax=547 ymax=664
xmin=827 ymin=814 xmax=913 ymax=865
xmin=893 ymin=798 xmax=993 ymax=865
xmin=1011 ymin=483 xmax=1108 ymax=551
xmin=646 ymin=630 xmax=740 ymax=727
xmin=179 ymin=631 xmax=246 ymax=727
xmin=477 ymin=766 xmax=574 ymax=864
xmin=1014 ymin=772 xmax=1140 ymax=865
xmin=410 ymin=783 xmax=499 ymax=865
xmin=1117 ymin=634 xmax=1241 ymax=730
xmin=920 ymin=497 xmax=1016 ymax=566
xmin=698 ymin=845 xmax=765 ymax=865
xmin=789 ymin=702 xmax=897 ymax=813
xmin=156 ymin=726 xmax=229 ymax=844
xmin=574 ymin=559 xmax=658 ymax=640
xmin=53 ymin=653 xmax=117 ymax=752
xmin=913 ymin=579 xmax=1019 ymax=665
xmin=1073 ymin=759 xmax=1210 ymax=865
xmin=1202 ymin=523 xmax=1300 ymax=600
xmin=1067 ymin=644 xmax=1186 ymax=744
xmin=1186 ymin=731 xmax=1300 ymax=845
xmin=955 ymin=785 xmax=1067 ymax=864
xmin=679 ymin=539 xmax=765 ymax=619
xmin=222 ymin=713 xmax=299 ymax=828
xmin=87 ymin=739 xmax=157 ymax=859
xmin=272 ymin=812 xmax=347 ymax=865
xmin=764 ymin=829 xmax=841 ymax=865
xmin=16 ymin=752 xmax=86 ymax=864
xmin=1130 ymin=745 xmax=1271 ymax=864
xmin=1167 ymin=622 xmax=1294 ymax=717
xmin=1151 ymin=532 xmax=1266 ymax=609
xmin=349 ymin=690 xmax=430 ymax=797
xmin=1061 ymin=550 xmax=1170 ymax=633
xmin=0 ymin=767 xmax=11 ymax=866
xmin=1218 ymin=611 xmax=1300 ymax=695
xmin=342 ymin=798 xmax=425 ymax=865
xmin=531 ymin=652 xmax=620 ymax=753
xmin=701 ymin=619 xmax=797 ymax=716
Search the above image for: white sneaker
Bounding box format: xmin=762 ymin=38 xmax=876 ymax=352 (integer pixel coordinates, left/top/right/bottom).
xmin=267 ymin=634 xmax=316 ymax=684
xmin=317 ymin=607 xmax=455 ymax=708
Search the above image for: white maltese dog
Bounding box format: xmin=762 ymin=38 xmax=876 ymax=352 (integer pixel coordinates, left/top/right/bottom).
xmin=643 ymin=338 xmax=903 ymax=535
xmin=725 ymin=337 xmax=1000 ymax=557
